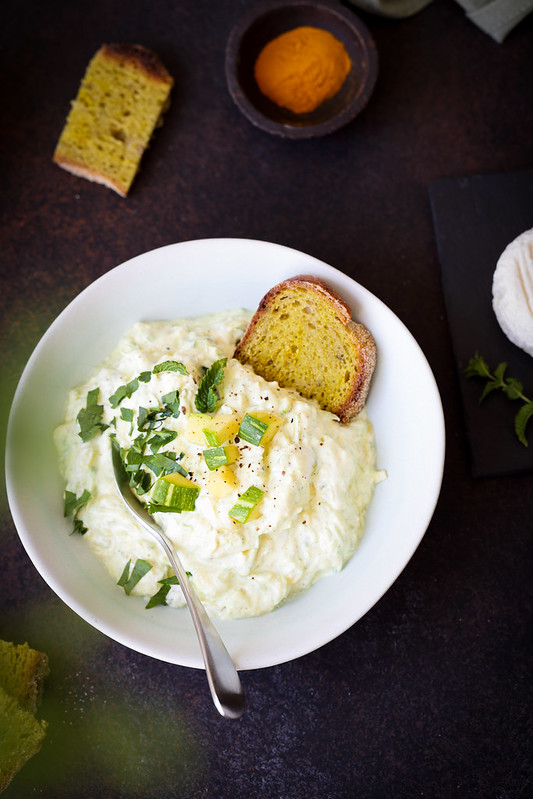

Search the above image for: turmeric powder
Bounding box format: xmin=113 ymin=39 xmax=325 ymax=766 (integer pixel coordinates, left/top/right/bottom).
xmin=254 ymin=26 xmax=351 ymax=115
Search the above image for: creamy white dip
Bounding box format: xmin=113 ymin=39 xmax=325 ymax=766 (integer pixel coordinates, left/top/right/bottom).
xmin=54 ymin=310 xmax=384 ymax=619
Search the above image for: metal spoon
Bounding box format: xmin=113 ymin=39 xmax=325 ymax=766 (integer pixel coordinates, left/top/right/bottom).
xmin=111 ymin=441 xmax=245 ymax=719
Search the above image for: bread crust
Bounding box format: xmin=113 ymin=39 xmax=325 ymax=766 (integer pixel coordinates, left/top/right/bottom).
xmin=234 ymin=275 xmax=376 ymax=422
xmin=101 ymin=43 xmax=174 ymax=86
xmin=51 ymin=154 xmax=129 ymax=196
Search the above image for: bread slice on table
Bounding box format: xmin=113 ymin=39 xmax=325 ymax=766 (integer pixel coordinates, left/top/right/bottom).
xmin=234 ymin=275 xmax=376 ymax=422
xmin=0 ymin=640 xmax=49 ymax=792
xmin=0 ymin=639 xmax=50 ymax=714
xmin=53 ymin=43 xmax=174 ymax=196
xmin=0 ymin=687 xmax=47 ymax=792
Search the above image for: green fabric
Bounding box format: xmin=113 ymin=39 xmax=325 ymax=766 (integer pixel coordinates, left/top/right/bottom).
xmin=347 ymin=0 xmax=533 ymax=41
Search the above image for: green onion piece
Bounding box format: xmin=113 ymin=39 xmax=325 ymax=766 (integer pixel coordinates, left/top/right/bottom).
xmin=149 ymin=478 xmax=199 ymax=513
xmin=117 ymin=558 xmax=152 ymax=595
xmin=229 ymin=485 xmax=264 ymax=523
xmin=238 ymin=414 xmax=268 ymax=446
xmin=203 ymin=446 xmax=229 ymax=471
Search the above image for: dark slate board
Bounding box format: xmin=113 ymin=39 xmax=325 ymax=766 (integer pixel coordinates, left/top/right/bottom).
xmin=429 ymin=168 xmax=533 ymax=478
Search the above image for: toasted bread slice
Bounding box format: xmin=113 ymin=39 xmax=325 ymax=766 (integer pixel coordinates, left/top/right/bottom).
xmin=234 ymin=275 xmax=376 ymax=422
xmin=0 ymin=686 xmax=47 ymax=792
xmin=0 ymin=640 xmax=49 ymax=715
xmin=53 ymin=43 xmax=173 ymax=196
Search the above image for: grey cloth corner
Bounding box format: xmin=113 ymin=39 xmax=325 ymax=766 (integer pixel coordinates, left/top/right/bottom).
xmin=346 ymin=0 xmax=533 ymax=41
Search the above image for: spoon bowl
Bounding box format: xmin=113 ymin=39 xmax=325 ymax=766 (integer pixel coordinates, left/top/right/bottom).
xmin=111 ymin=441 xmax=245 ymax=719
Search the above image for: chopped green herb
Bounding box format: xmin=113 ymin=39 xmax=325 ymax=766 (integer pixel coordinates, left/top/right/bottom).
xmin=137 ymin=405 xmax=175 ymax=431
xmin=229 ymin=485 xmax=264 ymax=524
xmin=72 ymin=518 xmax=88 ymax=535
xmin=148 ymin=429 xmax=178 ymax=452
xmin=145 ymin=574 xmax=191 ymax=609
xmin=143 ymin=451 xmax=188 ymax=478
xmin=153 ymin=360 xmax=188 ymax=375
xmin=117 ymin=558 xmax=152 ymax=595
xmin=161 ymin=390 xmax=181 ymax=418
xmin=145 ymin=583 xmax=172 ymax=608
xmin=465 ymin=353 xmax=533 ymax=446
xmin=203 ymin=446 xmax=229 ymax=471
xmin=64 ymin=488 xmax=91 ymax=517
xmin=195 ymin=358 xmax=227 ymax=414
xmin=109 ymin=378 xmax=139 ymax=409
xmin=77 ymin=388 xmax=108 ymax=441
xmin=138 ymin=371 xmax=152 ymax=383
xmin=64 ymin=488 xmax=91 ymax=535
xmin=238 ymin=414 xmax=268 ymax=446
xmin=120 ymin=407 xmax=134 ymax=434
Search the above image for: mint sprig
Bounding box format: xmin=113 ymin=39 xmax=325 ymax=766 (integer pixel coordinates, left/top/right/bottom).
xmin=195 ymin=358 xmax=227 ymax=414
xmin=465 ymin=353 xmax=533 ymax=446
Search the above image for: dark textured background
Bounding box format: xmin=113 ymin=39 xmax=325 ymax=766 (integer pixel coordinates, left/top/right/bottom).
xmin=1 ymin=1 xmax=532 ymax=797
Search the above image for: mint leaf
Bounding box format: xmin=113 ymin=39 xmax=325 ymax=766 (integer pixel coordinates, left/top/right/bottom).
xmin=515 ymin=402 xmax=533 ymax=447
xmin=465 ymin=353 xmax=532 ymax=447
xmin=153 ymin=361 xmax=188 ymax=375
xmin=195 ymin=358 xmax=227 ymax=414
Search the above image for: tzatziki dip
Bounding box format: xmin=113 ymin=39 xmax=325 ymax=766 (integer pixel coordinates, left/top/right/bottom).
xmin=54 ymin=309 xmax=385 ymax=619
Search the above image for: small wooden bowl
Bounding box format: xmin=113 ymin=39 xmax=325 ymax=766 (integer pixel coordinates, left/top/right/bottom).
xmin=225 ymin=0 xmax=378 ymax=139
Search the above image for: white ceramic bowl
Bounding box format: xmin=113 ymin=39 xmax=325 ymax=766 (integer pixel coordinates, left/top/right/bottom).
xmin=6 ymin=239 xmax=445 ymax=670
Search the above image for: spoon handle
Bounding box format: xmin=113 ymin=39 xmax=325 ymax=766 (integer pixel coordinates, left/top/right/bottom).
xmin=138 ymin=518 xmax=245 ymax=719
